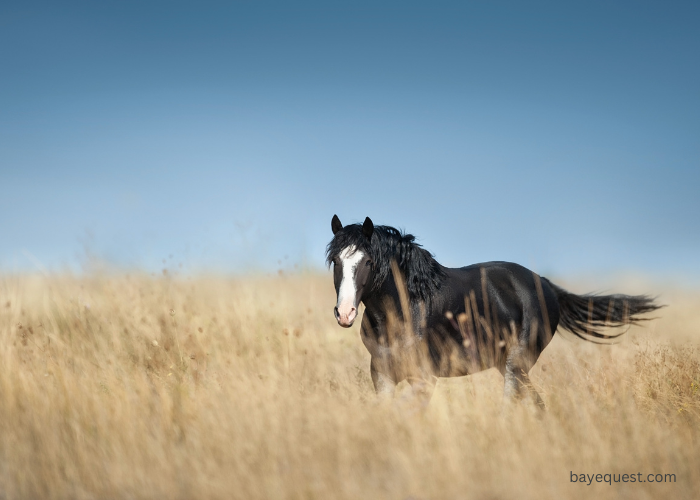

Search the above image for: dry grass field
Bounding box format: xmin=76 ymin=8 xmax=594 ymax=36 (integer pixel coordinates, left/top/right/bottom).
xmin=0 ymin=271 xmax=698 ymax=499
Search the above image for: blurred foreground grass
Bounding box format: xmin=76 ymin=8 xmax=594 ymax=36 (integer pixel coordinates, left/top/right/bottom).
xmin=0 ymin=272 xmax=698 ymax=499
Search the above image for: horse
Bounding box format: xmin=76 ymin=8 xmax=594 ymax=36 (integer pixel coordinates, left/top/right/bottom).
xmin=326 ymin=215 xmax=661 ymax=407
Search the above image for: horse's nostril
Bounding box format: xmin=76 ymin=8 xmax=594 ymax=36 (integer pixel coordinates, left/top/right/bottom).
xmin=334 ymin=307 xmax=339 ymax=318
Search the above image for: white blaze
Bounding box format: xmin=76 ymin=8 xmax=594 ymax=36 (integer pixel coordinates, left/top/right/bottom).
xmin=336 ymin=245 xmax=364 ymax=325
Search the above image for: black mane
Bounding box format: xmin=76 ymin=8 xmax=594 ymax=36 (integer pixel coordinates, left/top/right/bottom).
xmin=326 ymin=223 xmax=446 ymax=302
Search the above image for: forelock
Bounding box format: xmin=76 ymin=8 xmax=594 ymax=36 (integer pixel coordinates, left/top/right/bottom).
xmin=326 ymin=224 xmax=372 ymax=266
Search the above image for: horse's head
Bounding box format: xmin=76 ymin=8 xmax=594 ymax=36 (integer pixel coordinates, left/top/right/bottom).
xmin=328 ymin=215 xmax=375 ymax=328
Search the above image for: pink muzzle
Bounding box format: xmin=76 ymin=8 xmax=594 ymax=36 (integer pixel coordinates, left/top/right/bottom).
xmin=334 ymin=302 xmax=357 ymax=327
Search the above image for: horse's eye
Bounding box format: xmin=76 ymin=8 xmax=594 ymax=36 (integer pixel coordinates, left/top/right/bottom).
xmin=366 ymin=260 xmax=373 ymax=267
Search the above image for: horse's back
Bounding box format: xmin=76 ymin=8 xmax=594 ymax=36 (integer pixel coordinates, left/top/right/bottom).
xmin=443 ymin=260 xmax=560 ymax=332
xmin=454 ymin=260 xmax=534 ymax=278
xmin=446 ymin=261 xmax=537 ymax=295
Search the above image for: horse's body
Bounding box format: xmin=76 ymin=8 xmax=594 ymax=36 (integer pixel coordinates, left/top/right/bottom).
xmin=327 ymin=215 xmax=661 ymax=405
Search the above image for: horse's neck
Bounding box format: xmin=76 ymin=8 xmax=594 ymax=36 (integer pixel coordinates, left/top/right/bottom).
xmin=361 ymin=293 xmax=389 ymax=319
xmin=362 ymin=281 xmax=408 ymax=323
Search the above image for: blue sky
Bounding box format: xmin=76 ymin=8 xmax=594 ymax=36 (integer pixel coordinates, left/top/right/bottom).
xmin=1 ymin=1 xmax=698 ymax=277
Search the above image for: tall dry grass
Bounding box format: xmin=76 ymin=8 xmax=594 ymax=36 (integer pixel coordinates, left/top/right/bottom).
xmin=0 ymin=272 xmax=698 ymax=499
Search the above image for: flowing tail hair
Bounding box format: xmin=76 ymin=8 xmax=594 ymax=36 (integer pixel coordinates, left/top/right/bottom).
xmin=543 ymin=279 xmax=662 ymax=342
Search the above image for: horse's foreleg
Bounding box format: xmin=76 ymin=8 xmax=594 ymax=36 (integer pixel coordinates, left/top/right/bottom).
xmin=407 ymin=376 xmax=436 ymax=409
xmin=370 ymin=357 xmax=396 ymax=397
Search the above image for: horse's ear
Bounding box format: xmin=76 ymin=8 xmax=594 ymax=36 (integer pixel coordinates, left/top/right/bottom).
xmin=362 ymin=217 xmax=374 ymax=239
xmin=331 ymin=214 xmax=343 ymax=235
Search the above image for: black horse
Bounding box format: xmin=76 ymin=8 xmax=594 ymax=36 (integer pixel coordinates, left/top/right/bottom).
xmin=327 ymin=215 xmax=661 ymax=406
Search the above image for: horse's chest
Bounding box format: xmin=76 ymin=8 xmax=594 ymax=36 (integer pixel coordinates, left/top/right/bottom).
xmin=359 ymin=314 xmax=418 ymax=357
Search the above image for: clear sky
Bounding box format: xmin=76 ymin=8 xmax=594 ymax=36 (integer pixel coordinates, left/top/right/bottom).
xmin=1 ymin=1 xmax=698 ymax=278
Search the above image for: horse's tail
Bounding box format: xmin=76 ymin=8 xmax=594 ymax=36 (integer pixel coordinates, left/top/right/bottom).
xmin=543 ymin=278 xmax=662 ymax=342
